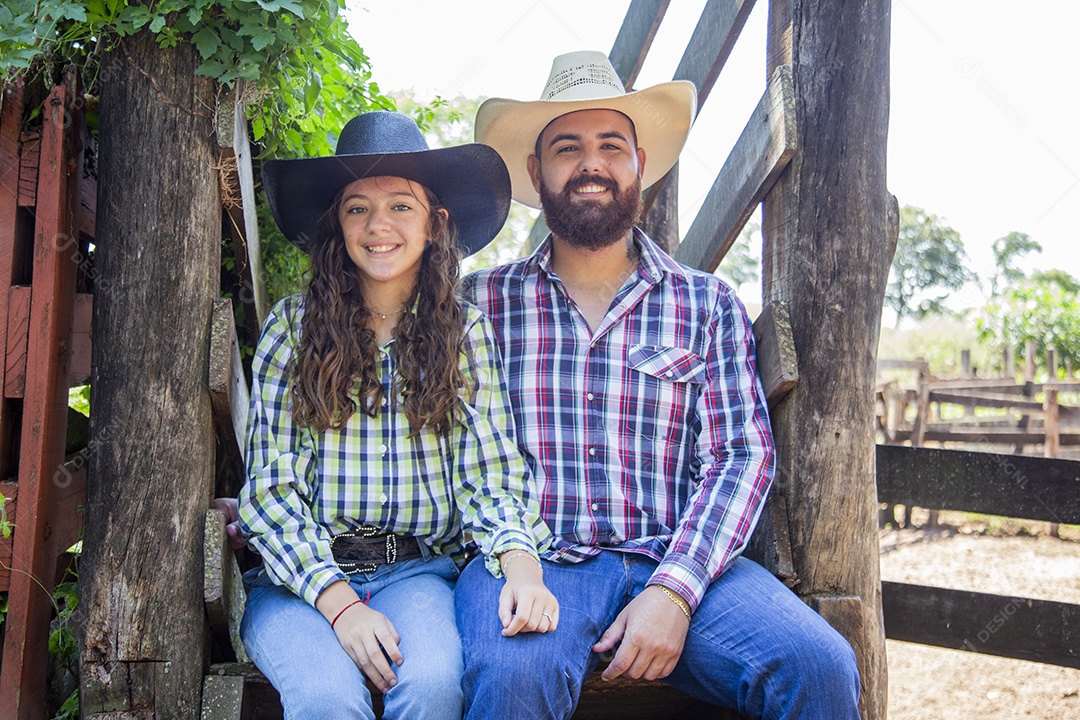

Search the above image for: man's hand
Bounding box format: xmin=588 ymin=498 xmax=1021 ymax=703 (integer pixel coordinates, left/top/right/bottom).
xmin=592 ymin=585 xmax=690 ymax=681
xmin=211 ymin=498 xmax=247 ymax=550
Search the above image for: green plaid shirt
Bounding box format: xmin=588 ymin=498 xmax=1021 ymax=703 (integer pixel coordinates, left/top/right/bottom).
xmin=239 ymin=296 xmax=551 ymax=606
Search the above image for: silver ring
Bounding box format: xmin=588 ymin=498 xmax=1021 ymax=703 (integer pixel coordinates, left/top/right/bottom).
xmin=542 ymin=612 xmax=553 ymax=621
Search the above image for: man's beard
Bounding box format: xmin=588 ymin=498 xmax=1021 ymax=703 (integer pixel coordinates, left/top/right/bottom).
xmin=540 ymin=173 xmax=643 ymax=252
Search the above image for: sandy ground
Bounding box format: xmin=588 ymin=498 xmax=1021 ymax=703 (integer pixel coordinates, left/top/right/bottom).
xmin=880 ymin=517 xmax=1080 ymax=719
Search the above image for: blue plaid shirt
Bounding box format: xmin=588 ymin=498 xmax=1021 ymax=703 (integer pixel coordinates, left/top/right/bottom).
xmin=461 ymin=230 xmax=775 ymax=611
xmin=239 ymin=296 xmax=551 ymax=606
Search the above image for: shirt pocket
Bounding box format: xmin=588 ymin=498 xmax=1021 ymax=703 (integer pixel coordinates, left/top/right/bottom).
xmin=628 ymin=345 xmax=708 ymax=385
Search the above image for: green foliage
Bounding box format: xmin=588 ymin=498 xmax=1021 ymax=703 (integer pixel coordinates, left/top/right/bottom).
xmin=717 ymin=222 xmax=760 ymax=289
xmin=0 ymin=492 xmax=12 ymax=539
xmin=989 ymin=231 xmax=1041 ymax=295
xmin=886 ymin=205 xmax=978 ymax=325
xmin=0 ymin=0 xmax=393 ymax=162
xmin=976 ymin=271 xmax=1080 ymax=377
xmin=68 ymin=384 xmax=90 ymax=417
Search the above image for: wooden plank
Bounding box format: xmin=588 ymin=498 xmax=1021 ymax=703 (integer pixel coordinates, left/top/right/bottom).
xmin=210 ymin=297 xmax=248 ymax=488
xmin=217 ymin=82 xmax=268 ymax=328
xmin=929 ymin=389 xmax=1078 ymax=417
xmin=47 ymin=461 xmax=86 ymax=561
xmin=0 ymin=82 xmax=81 ymax=720
xmin=608 ymin=0 xmax=670 ymax=87
xmin=200 ymin=675 xmax=244 ymax=720
xmin=876 ymin=445 xmax=1080 ymax=524
xmin=16 ymin=132 xmax=39 ymax=207
xmin=673 ymin=0 xmax=757 ymax=109
xmin=751 ymin=300 xmax=797 ymax=408
xmin=69 ymin=293 xmax=92 ymax=386
xmin=674 ymin=65 xmax=795 ymax=272
xmin=1 ymin=79 xmax=26 ymax=480
xmin=891 ymin=429 xmax=1080 ymax=446
xmin=4 ymin=286 xmax=30 ymax=397
xmin=79 ymin=175 xmax=97 ymax=240
xmin=882 ymin=581 xmax=1080 ymax=668
xmin=0 ymin=481 xmax=18 ymax=591
xmin=744 ymin=491 xmax=797 ymax=587
xmin=876 ymin=358 xmax=928 ymax=372
xmin=204 ymin=510 xmax=249 ymax=664
xmin=811 ymin=595 xmax=866 ymax=719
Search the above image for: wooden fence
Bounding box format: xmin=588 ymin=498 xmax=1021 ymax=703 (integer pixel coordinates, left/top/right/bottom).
xmin=0 ymin=70 xmax=93 ymax=718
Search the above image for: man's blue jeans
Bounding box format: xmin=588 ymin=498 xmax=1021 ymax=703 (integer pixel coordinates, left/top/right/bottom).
xmin=455 ymin=551 xmax=860 ymax=719
xmin=241 ymin=554 xmax=464 ymax=720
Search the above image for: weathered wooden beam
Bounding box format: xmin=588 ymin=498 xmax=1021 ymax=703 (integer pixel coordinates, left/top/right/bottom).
xmin=608 ymin=0 xmax=670 ymax=87
xmin=674 ymin=0 xmax=757 ymax=109
xmin=210 ymin=297 xmax=249 ymax=491
xmin=674 ymin=65 xmax=795 ymax=273
xmin=811 ymin=596 xmax=866 ymax=719
xmin=200 ymin=675 xmax=245 ymax=720
xmin=930 ymin=389 xmax=1078 ymax=417
xmin=4 ymin=285 xmax=31 ymax=397
xmin=69 ymin=292 xmax=93 ymax=387
xmin=891 ymin=429 xmax=1080 ymax=446
xmin=0 ymin=79 xmax=26 ymax=481
xmin=876 ymin=358 xmax=928 ymax=372
xmin=876 ymin=445 xmax=1080 ymax=524
xmin=80 ymin=30 xmax=218 ymax=716
xmin=882 ymin=581 xmax=1080 ymax=668
xmin=1 ymin=80 xmax=81 ymax=720
xmin=78 ymin=174 xmax=96 ymax=240
xmin=0 ymin=480 xmax=18 ymax=591
xmin=204 ymin=510 xmax=248 ymax=664
xmin=218 ymin=81 xmax=268 ymax=329
xmin=751 ymin=300 xmax=797 ymax=408
xmin=17 ymin=132 xmax=39 ymax=207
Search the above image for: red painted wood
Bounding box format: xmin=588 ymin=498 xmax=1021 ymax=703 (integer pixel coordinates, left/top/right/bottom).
xmin=0 ymin=84 xmax=80 ymax=720
xmin=0 ymin=480 xmax=18 ymax=591
xmin=69 ymin=293 xmax=92 ymax=387
xmin=4 ymin=286 xmax=31 ymax=398
xmin=16 ymin=132 xmax=38 ymax=207
xmin=0 ymin=79 xmax=25 ymax=459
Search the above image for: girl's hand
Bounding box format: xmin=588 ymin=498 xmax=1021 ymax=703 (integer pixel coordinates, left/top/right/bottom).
xmin=497 ymin=551 xmax=559 ymax=636
xmin=331 ymin=603 xmax=403 ymax=693
xmin=316 ymin=581 xmax=403 ymax=693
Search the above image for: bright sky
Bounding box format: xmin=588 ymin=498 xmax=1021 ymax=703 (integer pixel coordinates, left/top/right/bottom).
xmin=345 ymin=1 xmax=1077 ymax=307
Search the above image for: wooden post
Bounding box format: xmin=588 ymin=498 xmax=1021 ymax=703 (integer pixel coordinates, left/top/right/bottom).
xmin=1046 ymin=347 xmax=1057 ymax=380
xmin=0 ymin=78 xmax=81 ymax=720
xmin=639 ymin=164 xmax=679 ymax=253
xmin=1004 ymin=345 xmax=1015 ymax=380
xmin=1014 ymin=340 xmax=1036 ymax=455
xmin=79 ymin=30 xmax=219 ymax=718
xmin=761 ymin=0 xmax=891 ymax=716
xmin=1044 ymin=388 xmax=1060 ymax=537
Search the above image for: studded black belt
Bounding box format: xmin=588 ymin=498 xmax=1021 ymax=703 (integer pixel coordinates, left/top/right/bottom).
xmin=330 ymin=526 xmax=423 ymax=574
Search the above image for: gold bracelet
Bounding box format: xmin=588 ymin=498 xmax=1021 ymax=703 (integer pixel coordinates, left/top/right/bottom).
xmin=501 ymin=550 xmax=542 ymax=573
xmin=654 ymin=585 xmax=692 ymax=620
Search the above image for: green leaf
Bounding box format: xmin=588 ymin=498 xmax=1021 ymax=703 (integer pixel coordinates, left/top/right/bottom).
xmin=191 ymin=28 xmax=220 ymax=59
xmin=148 ymin=15 xmax=166 ymax=33
xmin=303 ymin=71 xmax=321 ymax=113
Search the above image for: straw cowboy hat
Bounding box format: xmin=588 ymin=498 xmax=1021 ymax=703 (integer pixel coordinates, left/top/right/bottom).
xmin=262 ymin=111 xmax=511 ymax=255
xmin=475 ymin=50 xmax=697 ymax=208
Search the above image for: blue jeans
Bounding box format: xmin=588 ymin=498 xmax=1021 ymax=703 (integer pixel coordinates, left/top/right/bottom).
xmin=455 ymin=552 xmax=859 ymax=720
xmin=241 ymin=554 xmax=464 ymax=720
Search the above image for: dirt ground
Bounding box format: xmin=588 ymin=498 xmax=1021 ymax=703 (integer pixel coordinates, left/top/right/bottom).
xmin=880 ymin=513 xmax=1080 ymax=719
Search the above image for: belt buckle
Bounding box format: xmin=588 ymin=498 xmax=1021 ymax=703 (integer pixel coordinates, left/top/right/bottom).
xmin=332 ymin=526 xmax=385 ymax=574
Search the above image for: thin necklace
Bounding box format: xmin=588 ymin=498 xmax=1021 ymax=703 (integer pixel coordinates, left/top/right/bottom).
xmin=368 ymin=306 xmax=406 ymax=321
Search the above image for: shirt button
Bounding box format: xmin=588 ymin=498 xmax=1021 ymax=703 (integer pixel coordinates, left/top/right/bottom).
xmin=382 ymin=397 xmax=388 ymax=406
xmin=588 ymin=447 xmax=596 ymax=456
xmin=591 ymin=502 xmax=599 ymax=511
xmin=380 ymin=493 xmax=388 ymax=504
xmin=379 ymin=444 xmax=388 ymax=454
xmin=586 ymin=392 xmax=595 ymax=401
xmin=664 ymin=371 xmax=674 ymax=378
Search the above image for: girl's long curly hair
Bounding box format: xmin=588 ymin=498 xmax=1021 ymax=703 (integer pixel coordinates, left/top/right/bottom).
xmin=289 ymin=181 xmax=465 ymax=437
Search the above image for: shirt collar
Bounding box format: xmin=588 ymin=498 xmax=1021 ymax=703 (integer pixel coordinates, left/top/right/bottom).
xmin=528 ymin=227 xmax=686 ymax=285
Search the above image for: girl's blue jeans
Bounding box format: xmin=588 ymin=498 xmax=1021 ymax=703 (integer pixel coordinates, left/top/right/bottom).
xmin=241 ymin=553 xmax=464 ymax=720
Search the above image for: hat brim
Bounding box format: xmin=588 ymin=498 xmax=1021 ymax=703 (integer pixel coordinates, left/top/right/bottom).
xmin=475 ymin=81 xmax=696 ymax=208
xmin=261 ymin=143 xmax=511 ymax=255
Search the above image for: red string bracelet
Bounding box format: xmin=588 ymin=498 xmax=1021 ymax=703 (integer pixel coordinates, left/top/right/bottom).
xmin=331 ymin=599 xmax=365 ymax=629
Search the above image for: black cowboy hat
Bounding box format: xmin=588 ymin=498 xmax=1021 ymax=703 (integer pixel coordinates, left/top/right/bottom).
xmin=262 ymin=111 xmax=511 ymax=255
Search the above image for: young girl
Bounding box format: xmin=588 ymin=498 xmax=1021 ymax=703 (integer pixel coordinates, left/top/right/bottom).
xmin=238 ymin=111 xmax=557 ymax=720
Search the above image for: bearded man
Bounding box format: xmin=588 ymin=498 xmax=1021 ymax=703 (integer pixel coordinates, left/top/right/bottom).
xmin=455 ymin=51 xmax=861 ymax=720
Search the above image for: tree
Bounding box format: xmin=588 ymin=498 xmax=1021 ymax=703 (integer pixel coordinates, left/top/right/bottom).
xmin=976 ymin=267 xmax=1080 ymax=376
xmin=716 ymin=221 xmax=760 ymax=289
xmin=989 ymin=230 xmax=1041 ymax=295
xmin=885 ymin=205 xmax=977 ymax=325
